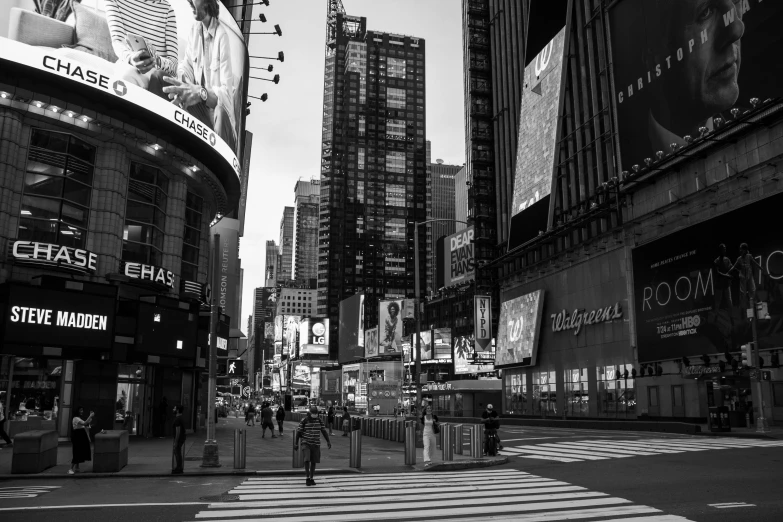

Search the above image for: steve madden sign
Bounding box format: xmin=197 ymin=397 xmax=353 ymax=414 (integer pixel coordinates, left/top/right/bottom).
xmin=11 ymin=241 xmax=97 ymax=273
xmin=9 ymin=306 xmax=108 ymax=331
xmin=551 ymin=303 xmax=623 ymax=336
xmin=123 ymin=262 xmax=174 ymax=288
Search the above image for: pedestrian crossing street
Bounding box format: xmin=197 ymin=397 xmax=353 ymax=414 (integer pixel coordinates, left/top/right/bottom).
xmin=501 ymin=437 xmax=783 ymax=463
xmin=190 ymin=469 xmax=693 ymax=521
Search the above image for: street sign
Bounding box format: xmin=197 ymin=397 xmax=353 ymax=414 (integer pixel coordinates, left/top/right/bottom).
xmin=242 ymin=386 xmax=251 ymax=398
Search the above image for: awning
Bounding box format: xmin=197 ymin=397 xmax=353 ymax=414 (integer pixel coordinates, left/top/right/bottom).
xmin=230 ymin=328 xmax=246 ymax=339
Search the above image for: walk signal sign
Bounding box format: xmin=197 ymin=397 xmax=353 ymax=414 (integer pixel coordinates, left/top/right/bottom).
xmin=227 ymin=359 xmax=244 ymax=376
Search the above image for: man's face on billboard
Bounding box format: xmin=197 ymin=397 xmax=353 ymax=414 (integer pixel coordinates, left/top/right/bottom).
xmin=188 ymin=0 xmax=208 ymax=22
xmin=669 ymin=0 xmax=744 ymax=118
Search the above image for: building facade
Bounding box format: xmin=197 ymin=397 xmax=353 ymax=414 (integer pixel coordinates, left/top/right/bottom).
xmin=426 ymin=159 xmax=460 ymax=295
xmin=265 ymin=240 xmax=278 ymax=287
xmin=278 ymin=206 xmax=294 ymax=282
xmin=293 ymin=179 xmax=320 ymax=285
xmin=455 ymin=165 xmax=468 ymax=231
xmin=317 ymin=6 xmax=428 ymax=355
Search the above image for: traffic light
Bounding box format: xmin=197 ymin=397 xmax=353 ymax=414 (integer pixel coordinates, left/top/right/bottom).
xmin=772 ymin=351 xmax=780 ymax=368
xmin=741 ymin=344 xmax=752 ymax=368
xmin=227 ymin=359 xmax=244 ymax=376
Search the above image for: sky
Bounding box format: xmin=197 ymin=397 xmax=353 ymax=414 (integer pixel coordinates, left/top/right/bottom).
xmin=239 ymin=0 xmax=466 ymax=328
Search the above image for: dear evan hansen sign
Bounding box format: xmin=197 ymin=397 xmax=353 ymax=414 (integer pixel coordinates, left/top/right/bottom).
xmin=440 ymin=227 xmax=476 ymax=289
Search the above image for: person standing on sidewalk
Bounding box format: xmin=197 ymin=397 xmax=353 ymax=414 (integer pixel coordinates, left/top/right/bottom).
xmin=420 ymin=405 xmax=439 ymax=465
xmin=341 ymin=407 xmax=351 ymax=436
xmin=294 ymin=405 xmax=331 ymax=486
xmin=327 ymin=401 xmax=335 ymax=436
xmin=276 ymin=403 xmax=286 ymax=436
xmin=172 ymin=405 xmax=186 ymax=474
xmin=260 ymin=402 xmax=277 ymax=438
xmin=245 ymin=403 xmax=256 ymax=427
xmin=69 ymin=407 xmax=94 ymax=474
xmin=0 ymin=392 xmax=12 ymax=447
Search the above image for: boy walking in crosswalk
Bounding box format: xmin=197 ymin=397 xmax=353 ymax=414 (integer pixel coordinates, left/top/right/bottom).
xmin=294 ymin=406 xmax=332 ymax=486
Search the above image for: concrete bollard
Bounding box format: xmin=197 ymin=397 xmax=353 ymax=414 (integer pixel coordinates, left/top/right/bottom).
xmin=442 ymin=424 xmax=454 ymax=461
xmin=453 ymin=424 xmax=464 ymax=455
xmin=390 ymin=419 xmax=398 ymax=442
xmin=469 ymin=424 xmax=483 ymax=459
xmin=233 ymin=429 xmax=246 ymax=469
xmin=349 ymin=428 xmax=362 ymax=468
xmin=437 ymin=423 xmax=449 ymax=450
xmin=404 ymin=421 xmax=416 ymax=465
xmin=292 ymin=428 xmax=304 ymax=468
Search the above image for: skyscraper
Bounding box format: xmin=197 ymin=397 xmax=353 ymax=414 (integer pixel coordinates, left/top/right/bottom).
xmin=317 ymin=4 xmax=427 ymax=352
xmin=426 ymin=158 xmax=460 ymax=295
xmin=294 ymin=179 xmax=320 ymax=285
xmin=265 ymin=240 xmax=278 ymax=287
xmin=455 ymin=165 xmax=468 ymax=232
xmin=278 ymin=206 xmax=294 ymax=282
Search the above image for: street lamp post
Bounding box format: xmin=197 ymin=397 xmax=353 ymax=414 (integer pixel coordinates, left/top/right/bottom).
xmin=749 ymin=296 xmax=769 ymax=433
xmin=413 ymin=219 xmax=468 ymax=413
xmin=202 ymin=233 xmax=221 ymax=467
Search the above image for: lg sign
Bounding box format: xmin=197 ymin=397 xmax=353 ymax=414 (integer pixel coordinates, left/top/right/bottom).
xmin=312 ymin=322 xmax=326 ymax=344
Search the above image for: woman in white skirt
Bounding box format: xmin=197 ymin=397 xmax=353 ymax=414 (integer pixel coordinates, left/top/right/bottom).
xmin=419 ymin=405 xmax=439 ymax=465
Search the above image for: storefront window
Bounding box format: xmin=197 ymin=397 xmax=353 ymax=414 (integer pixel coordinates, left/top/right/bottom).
xmin=532 ymin=371 xmax=557 ymax=415
xmin=7 ymin=358 xmax=62 ymax=424
xmin=564 ymin=368 xmax=589 ymax=417
xmin=433 ymin=394 xmax=451 ymax=416
xmin=116 ymin=364 xmax=146 ymax=435
xmin=597 ymin=364 xmax=636 ymax=417
xmin=504 ymin=371 xmax=527 ymax=414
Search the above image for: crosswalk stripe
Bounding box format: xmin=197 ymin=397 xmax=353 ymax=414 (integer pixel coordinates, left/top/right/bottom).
xmin=192 ymin=470 xmax=693 ymax=522
xmin=230 ymin=480 xmax=574 ymax=499
xmin=586 ymin=442 xmax=684 ymax=454
xmin=238 ymin=473 xmax=535 ymax=488
xmin=501 ymin=447 xmax=609 ymax=460
xmin=548 ymin=442 xmax=663 ymax=456
xmin=193 ymin=497 xmax=632 ymax=522
xmin=600 ymin=516 xmax=692 ymax=521
xmin=533 ymin=444 xmax=640 ymax=458
xmin=435 ymin=505 xmax=662 ymax=522
xmin=243 ymin=469 xmax=519 ymax=483
xmin=241 ymin=470 xmax=531 ymax=485
xmin=225 ymin=483 xmax=581 ymax=505
xmin=503 ymin=453 xmax=584 ymax=462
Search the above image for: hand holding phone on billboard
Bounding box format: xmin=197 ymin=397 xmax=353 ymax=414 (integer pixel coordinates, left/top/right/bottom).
xmin=126 ymin=34 xmax=154 ymax=74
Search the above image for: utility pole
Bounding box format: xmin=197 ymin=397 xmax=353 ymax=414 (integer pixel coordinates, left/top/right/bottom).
xmin=202 ymin=233 xmax=221 ymax=467
xmin=413 ymin=225 xmax=423 ymax=413
xmin=749 ymin=296 xmax=769 ymax=433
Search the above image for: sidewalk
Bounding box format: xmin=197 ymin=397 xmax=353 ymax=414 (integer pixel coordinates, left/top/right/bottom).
xmin=0 ymin=416 xmax=506 ymax=480
xmin=696 ymin=424 xmax=783 ymax=440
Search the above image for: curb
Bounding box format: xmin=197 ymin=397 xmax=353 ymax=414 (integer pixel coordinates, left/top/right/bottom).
xmin=422 ymin=456 xmax=509 ymax=472
xmin=0 ymin=467 xmax=361 ymax=481
xmin=696 ymin=431 xmax=781 ymax=440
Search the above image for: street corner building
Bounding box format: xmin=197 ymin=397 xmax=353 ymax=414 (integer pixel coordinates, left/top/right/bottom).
xmin=0 ymin=0 xmax=253 ymax=440
xmin=494 ymin=0 xmax=783 ymax=428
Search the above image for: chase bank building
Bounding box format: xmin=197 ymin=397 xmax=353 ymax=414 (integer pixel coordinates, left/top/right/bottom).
xmin=0 ymin=1 xmax=249 ymax=440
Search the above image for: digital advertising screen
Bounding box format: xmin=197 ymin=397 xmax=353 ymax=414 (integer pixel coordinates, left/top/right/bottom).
xmin=632 ymin=192 xmax=783 ymax=363
xmin=418 ymin=330 xmax=433 ymax=361
xmin=282 ymin=315 xmax=301 ymax=357
xmin=495 ymin=290 xmax=545 ymax=368
xmin=433 ymin=328 xmax=452 ymax=360
xmin=0 ymin=0 xmax=250 ymax=186
xmin=609 ymin=0 xmax=783 ymax=171
xmin=454 ymin=335 xmax=495 ymax=375
xmin=364 ymin=326 xmax=379 ymax=358
xmin=379 ymin=299 xmax=403 ymax=354
xmin=299 ymin=317 xmax=329 ymax=356
xmin=441 ymin=227 xmax=476 ymax=288
xmin=338 ymin=293 xmax=364 ymax=364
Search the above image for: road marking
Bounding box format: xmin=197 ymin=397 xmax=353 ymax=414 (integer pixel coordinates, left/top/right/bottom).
xmin=708 ymin=502 xmax=756 ymax=509
xmin=0 ymin=486 xmax=60 ymax=499
xmin=0 ymin=502 xmax=210 ymax=511
xmin=190 ymin=470 xmax=695 ymax=521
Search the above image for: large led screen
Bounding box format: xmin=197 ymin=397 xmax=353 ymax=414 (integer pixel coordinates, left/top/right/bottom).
xmin=609 ymin=0 xmax=783 ymax=171
xmin=338 ymin=293 xmax=364 ymax=364
xmin=364 ymin=326 xmax=378 ymax=358
xmin=379 ymin=299 xmax=403 ymax=354
xmin=632 ymin=192 xmax=783 ymax=363
xmin=441 ymin=227 xmax=475 ymax=288
xmin=282 ymin=315 xmax=301 ymax=357
xmin=433 ymin=328 xmax=452 ymax=360
xmin=299 ymin=317 xmax=329 ymax=356
xmin=0 ymin=0 xmax=249 ymax=178
xmin=495 ymin=290 xmax=545 ymax=368
xmin=454 ymin=335 xmax=495 ymax=375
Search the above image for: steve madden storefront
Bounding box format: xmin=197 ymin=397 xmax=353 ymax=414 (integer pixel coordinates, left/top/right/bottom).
xmin=498 ymin=247 xmax=638 ymax=419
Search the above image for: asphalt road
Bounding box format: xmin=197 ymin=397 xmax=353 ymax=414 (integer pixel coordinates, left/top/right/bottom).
xmin=0 ymin=427 xmax=780 ymax=521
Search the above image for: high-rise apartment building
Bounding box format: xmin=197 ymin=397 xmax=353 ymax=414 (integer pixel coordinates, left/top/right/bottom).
xmin=317 ymin=4 xmax=428 ymax=351
xmin=278 ymin=207 xmax=294 ymax=282
xmin=265 ymin=240 xmax=278 ymax=286
xmin=426 ymin=158 xmax=460 ymax=295
xmin=294 ymin=179 xmax=320 ymax=285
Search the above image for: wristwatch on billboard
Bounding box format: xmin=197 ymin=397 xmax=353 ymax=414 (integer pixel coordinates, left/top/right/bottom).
xmin=199 ymin=87 xmax=208 ymax=103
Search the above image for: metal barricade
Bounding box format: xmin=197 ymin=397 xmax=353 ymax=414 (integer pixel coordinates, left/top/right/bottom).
xmin=349 ymin=428 xmax=362 ymax=468
xmin=390 ymin=419 xmax=398 ymax=442
xmin=469 ymin=424 xmax=483 ymax=459
xmin=453 ymin=423 xmax=464 ymax=455
xmin=437 ymin=423 xmax=448 ymax=449
xmin=292 ymin=428 xmax=304 ymax=468
xmin=442 ymin=424 xmax=454 ymax=461
xmin=374 ymin=418 xmax=382 ymax=438
xmin=404 ymin=421 xmax=417 ymax=465
xmin=382 ymin=419 xmax=389 ymax=439
xmin=361 ymin=417 xmax=367 ymax=435
xmin=398 ymin=419 xmax=406 ymax=442
xmin=233 ymin=429 xmax=246 ymax=469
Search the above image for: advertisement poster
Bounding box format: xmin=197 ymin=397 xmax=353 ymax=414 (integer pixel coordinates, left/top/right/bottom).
xmin=1 ymin=0 xmax=249 ymax=158
xmin=272 ymin=373 xmax=280 ymax=392
xmin=402 ymin=335 xmax=412 ymax=364
xmin=365 ymin=326 xmax=379 ymax=358
xmin=632 ymin=193 xmax=783 ymax=363
xmin=419 ymin=330 xmax=433 ymax=361
xmin=496 ymin=290 xmax=545 ymax=368
xmin=379 ymin=299 xmax=403 ymax=354
xmin=454 ymin=335 xmax=495 ymax=375
xmin=282 ymin=315 xmax=301 ymax=357
xmin=338 ymin=293 xmax=364 ymax=363
xmin=442 ymin=227 xmax=475 ymax=288
xmin=609 ymin=0 xmax=783 ymax=170
xmin=433 ymin=328 xmax=452 ymax=360
xmin=474 ymin=295 xmax=493 ymax=350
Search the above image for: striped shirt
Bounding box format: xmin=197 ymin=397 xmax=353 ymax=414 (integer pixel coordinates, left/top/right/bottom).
xmin=296 ymin=416 xmax=326 ymax=446
xmin=104 ymin=0 xmax=179 ymax=76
